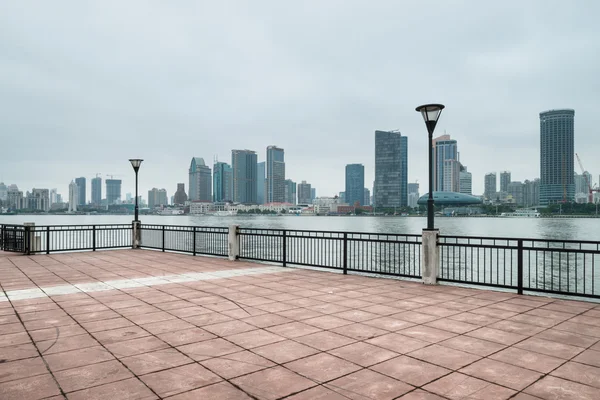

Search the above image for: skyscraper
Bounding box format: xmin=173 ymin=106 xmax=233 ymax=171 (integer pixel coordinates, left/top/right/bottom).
xmin=257 ymin=162 xmax=266 ymax=204
xmin=148 ymin=188 xmax=168 ymax=208
xmin=484 ymin=173 xmax=497 ymax=201
xmin=189 ymin=158 xmax=212 ymax=202
xmin=232 ymin=150 xmax=257 ymax=204
xmin=267 ymin=146 xmax=285 ymax=203
xmin=173 ymin=183 xmax=188 ymax=205
xmin=363 ymin=188 xmax=371 ymax=206
xmin=523 ymin=179 xmax=540 ymax=207
xmin=213 ymin=161 xmax=233 ymax=202
xmin=298 ymin=181 xmax=312 ymax=204
xmin=311 ymin=188 xmax=316 ymax=203
xmin=91 ymin=177 xmax=102 ymax=206
xmin=432 ymin=135 xmax=460 ymax=192
xmin=374 ymin=130 xmax=408 ymax=208
xmin=539 ymin=109 xmax=575 ymax=205
xmin=345 ymin=164 xmax=365 ymax=206
xmin=105 ymin=179 xmax=122 ymax=205
xmin=75 ymin=177 xmax=86 ymax=206
xmin=459 ymin=166 xmax=472 ymax=195
xmin=285 ymin=179 xmax=297 ymax=204
xmin=0 ymin=182 xmax=7 ymax=201
xmin=69 ymin=181 xmax=79 ymax=212
xmin=500 ymin=171 xmax=511 ymax=193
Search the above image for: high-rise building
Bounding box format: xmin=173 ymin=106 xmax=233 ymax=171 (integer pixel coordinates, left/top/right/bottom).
xmin=49 ymin=188 xmax=58 ymax=205
xmin=363 ymin=188 xmax=371 ymax=206
xmin=432 ymin=135 xmax=460 ymax=192
xmin=213 ymin=162 xmax=233 ymax=202
xmin=257 ymin=162 xmax=266 ymax=204
xmin=345 ymin=164 xmax=365 ymax=206
xmin=91 ymin=177 xmax=102 ymax=206
xmin=459 ymin=166 xmax=472 ymax=195
xmin=105 ymin=179 xmax=122 ymax=205
xmin=189 ymin=158 xmax=212 ymax=202
xmin=0 ymin=182 xmax=7 ymax=201
xmin=7 ymin=187 xmax=24 ymax=210
xmin=148 ymin=188 xmax=168 ymax=208
xmin=285 ymin=179 xmax=297 ymax=204
xmin=408 ymin=183 xmax=420 ymax=196
xmin=311 ymin=188 xmax=316 ymax=203
xmin=500 ymin=171 xmax=511 ymax=193
xmin=484 ymin=173 xmax=497 ymax=201
xmin=339 ymin=192 xmax=346 ymax=203
xmin=267 ymin=146 xmax=285 ymax=203
xmin=69 ymin=181 xmax=79 ymax=212
xmin=523 ymin=179 xmax=540 ymax=207
xmin=298 ymin=181 xmax=312 ymax=204
xmin=173 ymin=183 xmax=188 ymax=205
xmin=232 ymin=150 xmax=258 ymax=204
xmin=75 ymin=177 xmax=86 ymax=206
xmin=508 ymin=181 xmax=524 ymax=205
xmin=574 ymin=171 xmax=592 ymax=197
xmin=539 ymin=109 xmax=575 ymax=205
xmin=25 ymin=189 xmax=50 ymax=211
xmin=374 ymin=130 xmax=408 ymax=208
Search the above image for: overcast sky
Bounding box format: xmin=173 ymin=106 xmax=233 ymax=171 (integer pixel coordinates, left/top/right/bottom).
xmin=1 ymin=1 xmax=599 ymax=200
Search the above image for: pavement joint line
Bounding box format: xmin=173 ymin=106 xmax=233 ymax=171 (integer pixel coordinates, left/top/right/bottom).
xmin=0 ymin=266 xmax=292 ymax=302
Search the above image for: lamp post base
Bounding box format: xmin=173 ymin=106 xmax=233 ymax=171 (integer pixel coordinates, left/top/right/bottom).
xmin=422 ymin=228 xmax=439 ymax=285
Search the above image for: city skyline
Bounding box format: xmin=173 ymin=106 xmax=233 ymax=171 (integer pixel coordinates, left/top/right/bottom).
xmin=1 ymin=2 xmax=599 ymax=198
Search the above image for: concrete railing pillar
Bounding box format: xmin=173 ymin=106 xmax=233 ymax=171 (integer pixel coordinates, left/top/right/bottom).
xmin=24 ymin=222 xmax=40 ymax=254
xmin=421 ymin=229 xmax=439 ymax=285
xmin=132 ymin=220 xmax=142 ymax=249
xmin=228 ymin=224 xmax=240 ymax=261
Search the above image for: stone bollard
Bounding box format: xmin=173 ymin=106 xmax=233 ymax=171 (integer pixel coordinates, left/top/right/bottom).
xmin=421 ymin=229 xmax=439 ymax=285
xmin=228 ymin=224 xmax=240 ymax=261
xmin=132 ymin=220 xmax=142 ymax=249
xmin=23 ymin=222 xmax=40 ymax=254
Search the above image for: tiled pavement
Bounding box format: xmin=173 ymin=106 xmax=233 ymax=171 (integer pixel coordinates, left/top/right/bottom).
xmin=1 ymin=250 xmax=600 ymax=399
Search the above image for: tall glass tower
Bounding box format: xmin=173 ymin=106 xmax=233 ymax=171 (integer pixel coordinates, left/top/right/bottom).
xmin=539 ymin=109 xmax=575 ymax=205
xmin=267 ymin=146 xmax=285 ymax=203
xmin=374 ymin=130 xmax=408 ymax=208
xmin=232 ymin=150 xmax=258 ymax=204
xmin=345 ymin=164 xmax=365 ymax=206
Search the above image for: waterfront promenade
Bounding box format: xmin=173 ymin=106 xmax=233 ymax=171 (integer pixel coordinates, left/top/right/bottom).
xmin=1 ymin=250 xmax=599 ymax=400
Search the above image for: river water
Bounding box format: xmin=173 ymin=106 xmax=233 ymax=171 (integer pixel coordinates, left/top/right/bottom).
xmin=1 ymin=214 xmax=599 ymax=241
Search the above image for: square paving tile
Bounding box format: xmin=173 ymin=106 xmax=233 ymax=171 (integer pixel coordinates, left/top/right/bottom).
xmin=423 ymin=372 xmax=516 ymax=400
xmin=536 ymin=328 xmax=599 ymax=348
xmin=514 ymin=337 xmax=584 ymax=359
xmin=362 ymin=316 xmax=415 ymax=332
xmin=459 ymin=358 xmax=542 ymax=390
xmin=329 ymin=341 xmax=399 ymax=367
xmin=408 ymin=344 xmax=481 ymax=370
xmin=167 ymin=381 xmax=252 ymax=400
xmin=242 ymin=313 xmax=292 ymax=328
xmin=397 ymin=389 xmax=447 ymax=399
xmin=331 ymin=323 xmax=388 ymax=341
xmin=399 ymin=326 xmax=457 ymax=343
xmin=366 ymin=333 xmax=429 ymax=354
xmin=0 ymin=357 xmax=48 ymax=383
xmin=202 ymin=320 xmax=257 ymax=336
xmin=295 ymin=331 xmax=356 ymax=351
xmin=573 ymin=349 xmax=600 ymax=368
xmin=551 ymin=361 xmax=600 ymax=389
xmin=0 ymin=374 xmax=61 ymax=399
xmin=158 ymin=327 xmax=216 ymax=347
xmin=424 ymin=318 xmax=480 ymax=334
xmin=327 ymin=369 xmax=413 ymax=400
xmin=489 ymin=346 xmax=565 ymax=373
xmin=92 ymin=326 xmax=151 ymax=345
xmin=253 ymin=339 xmax=319 ymax=364
xmin=43 ymin=346 xmax=115 ymax=372
xmin=285 ymin=353 xmax=361 ymax=383
xmin=231 ymin=366 xmax=317 ymax=400
xmin=120 ymin=348 xmax=193 ymax=375
xmin=371 ymin=355 xmax=450 ymax=386
xmin=105 ymin=335 xmax=169 ymax=358
xmin=200 ymin=350 xmax=275 ymax=379
xmin=525 ymin=375 xmax=600 ymax=400
xmin=302 ymin=315 xmax=354 ymax=330
xmin=177 ymin=338 xmax=243 ymax=361
xmin=225 ymin=329 xmax=285 ymax=349
xmin=466 ymin=327 xmax=528 ymax=346
xmin=140 ymin=363 xmax=221 ymax=398
xmin=0 ymin=342 xmax=38 ymax=362
xmin=265 ymin=321 xmax=322 ymax=338
xmin=66 ymin=377 xmax=157 ymax=400
xmin=54 ymin=360 xmax=133 ymax=393
xmin=285 ymin=385 xmax=348 ymax=399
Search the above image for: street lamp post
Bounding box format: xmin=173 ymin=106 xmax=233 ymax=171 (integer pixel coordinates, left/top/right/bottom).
xmin=129 ymin=159 xmax=143 ymax=248
xmin=415 ymin=104 xmax=445 ymax=230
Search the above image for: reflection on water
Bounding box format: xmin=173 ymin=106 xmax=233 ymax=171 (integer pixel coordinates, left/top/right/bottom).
xmin=1 ymin=214 xmax=599 ymax=241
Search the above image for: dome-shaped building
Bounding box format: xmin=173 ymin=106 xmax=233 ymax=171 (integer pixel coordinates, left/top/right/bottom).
xmin=417 ymin=192 xmax=482 ymax=206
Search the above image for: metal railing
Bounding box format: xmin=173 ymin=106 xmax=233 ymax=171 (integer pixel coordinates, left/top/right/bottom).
xmin=238 ymin=228 xmax=422 ymax=278
xmin=439 ymin=235 xmax=600 ymax=299
xmin=26 ymin=224 xmax=132 ymax=253
xmin=139 ymin=224 xmax=228 ymax=257
xmin=0 ymin=224 xmax=26 ymax=252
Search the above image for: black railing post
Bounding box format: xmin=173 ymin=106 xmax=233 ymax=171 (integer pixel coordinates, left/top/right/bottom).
xmin=193 ymin=227 xmax=197 ymax=256
xmin=282 ymin=230 xmax=287 ymax=267
xmin=343 ymin=233 xmax=348 ymax=275
xmin=24 ymin=225 xmax=31 ymax=255
xmin=46 ymin=226 xmax=50 ymax=254
xmin=517 ymin=239 xmax=523 ymax=295
xmin=92 ymin=225 xmax=96 ymax=251
xmin=162 ymin=225 xmax=166 ymax=252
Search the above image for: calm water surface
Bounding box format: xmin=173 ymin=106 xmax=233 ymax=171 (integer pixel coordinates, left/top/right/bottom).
xmin=1 ymin=215 xmax=599 ymax=241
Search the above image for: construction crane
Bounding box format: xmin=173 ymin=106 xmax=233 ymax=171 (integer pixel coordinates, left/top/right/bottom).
xmin=575 ymin=153 xmax=600 ymax=203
